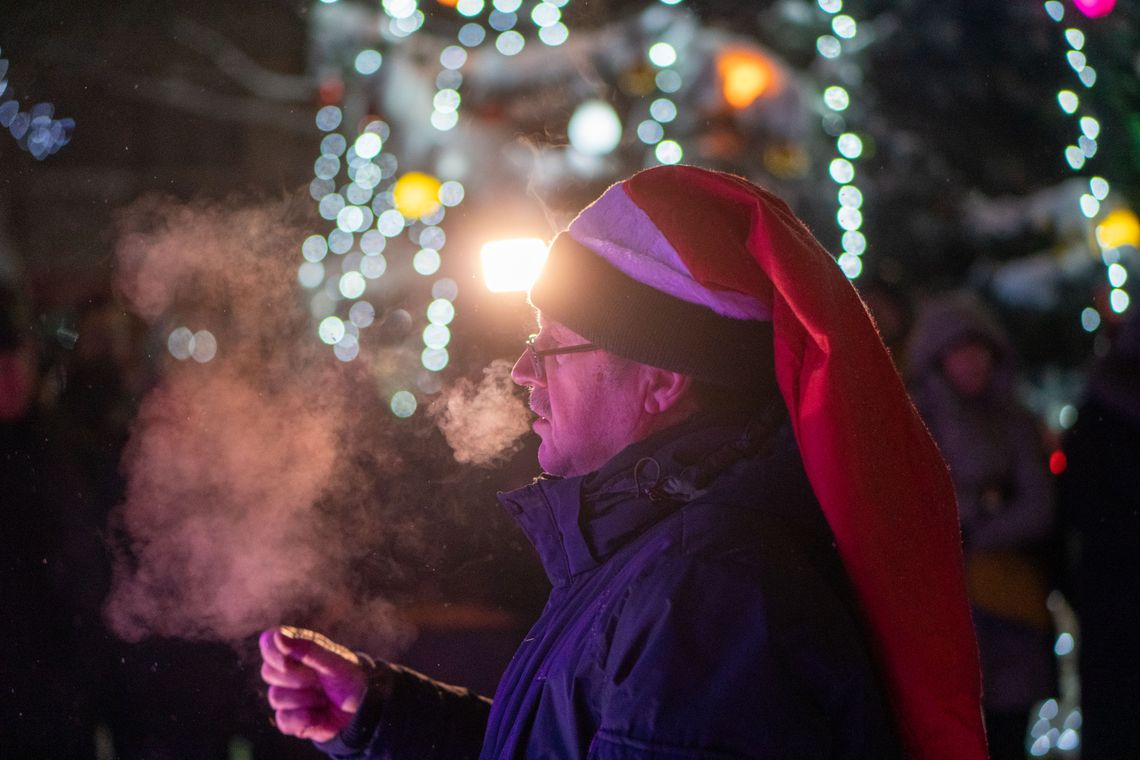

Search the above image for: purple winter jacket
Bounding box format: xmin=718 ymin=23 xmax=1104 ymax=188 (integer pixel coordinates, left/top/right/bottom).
xmin=318 ymin=416 xmax=901 ymax=759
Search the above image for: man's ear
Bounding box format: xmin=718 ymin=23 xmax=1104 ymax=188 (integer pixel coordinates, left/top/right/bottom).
xmin=642 ymin=368 xmax=694 ymax=415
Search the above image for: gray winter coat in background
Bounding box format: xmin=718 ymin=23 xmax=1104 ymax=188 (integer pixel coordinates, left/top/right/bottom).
xmin=906 ymin=293 xmax=1055 ymax=713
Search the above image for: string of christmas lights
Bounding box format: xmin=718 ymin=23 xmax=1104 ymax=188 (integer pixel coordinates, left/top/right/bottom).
xmin=1042 ymin=0 xmax=1131 ymax=344
xmin=0 ymin=47 xmax=74 ymax=160
xmin=814 ymin=0 xmax=867 ymax=281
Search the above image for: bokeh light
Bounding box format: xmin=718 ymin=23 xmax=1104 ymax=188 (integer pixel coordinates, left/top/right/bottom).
xmin=829 ymin=158 xmax=855 ymax=183
xmin=655 ymin=139 xmax=683 ymax=164
xmin=421 ymin=347 xmax=450 ymax=372
xmin=817 ymin=35 xmax=841 ymax=59
xmin=377 ymin=209 xmax=407 ymax=237
xmin=390 ymin=390 xmax=418 ymax=418
xmin=842 ymin=230 xmax=867 ymax=255
xmin=838 ymin=185 xmax=863 ymax=208
xmin=302 ymin=234 xmax=328 ymax=262
xmin=832 ymin=14 xmax=857 ymax=39
xmin=837 ymin=252 xmax=862 ymax=279
xmin=318 ymin=316 xmax=346 ymax=345
xmin=167 ymin=327 xmax=195 ymax=360
xmin=423 ymin=323 xmax=451 ymax=349
xmin=481 ymin=238 xmax=548 ymax=292
xmin=567 ymin=100 xmax=623 ymax=156
xmin=1073 ymin=0 xmax=1115 ymax=17
xmin=656 ymin=70 xmax=682 ymax=93
xmin=354 ymin=50 xmax=383 ymax=75
xmin=1096 ymin=208 xmax=1140 ymax=249
xmin=496 ymin=30 xmax=525 ymax=55
xmin=339 ymin=271 xmax=367 ymax=299
xmin=333 ymin=332 xmax=359 ymax=362
xmin=191 ymin=330 xmax=218 ymax=363
xmin=315 ymin=106 xmax=343 ymax=131
xmin=298 ymin=261 xmax=325 ymax=288
xmin=648 ymin=42 xmax=677 ymax=68
xmin=538 ymin=22 xmax=569 ymax=46
xmin=1080 ymin=306 xmax=1101 ymax=332
xmin=393 ymin=172 xmax=443 ymax=219
xmin=837 ymin=133 xmax=863 ymax=159
xmin=717 ymin=49 xmax=779 ymax=109
xmin=360 ymin=254 xmax=387 ymax=279
xmin=1079 ymin=194 xmax=1100 ymax=218
xmin=354 ymin=132 xmax=382 ymax=159
xmin=349 ymin=301 xmax=376 ymax=328
xmin=458 ymin=20 xmax=486 ymax=42
xmin=638 ymin=120 xmax=664 ymax=144
xmin=413 ymin=248 xmax=442 ymax=275
xmin=427 ymin=298 xmax=456 ymax=325
xmin=823 ymin=86 xmax=850 ymax=111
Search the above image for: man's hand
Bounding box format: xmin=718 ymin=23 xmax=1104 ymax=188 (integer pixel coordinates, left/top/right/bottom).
xmin=259 ymin=625 xmax=368 ymax=743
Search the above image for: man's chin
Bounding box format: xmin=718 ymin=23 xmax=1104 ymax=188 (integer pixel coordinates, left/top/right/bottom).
xmin=536 ymin=438 xmax=564 ymax=476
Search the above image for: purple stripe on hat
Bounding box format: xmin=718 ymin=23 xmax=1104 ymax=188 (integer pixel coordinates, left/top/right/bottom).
xmin=567 ymin=183 xmax=771 ymax=321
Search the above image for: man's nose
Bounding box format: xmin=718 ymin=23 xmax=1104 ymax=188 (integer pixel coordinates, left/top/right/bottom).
xmin=511 ymin=349 xmax=539 ymax=387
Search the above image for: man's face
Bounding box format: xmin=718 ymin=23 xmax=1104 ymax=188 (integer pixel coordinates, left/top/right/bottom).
xmin=510 ymin=317 xmax=645 ymax=477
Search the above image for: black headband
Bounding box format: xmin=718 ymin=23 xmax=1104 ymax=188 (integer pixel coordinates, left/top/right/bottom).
xmin=529 ymin=232 xmax=775 ymax=389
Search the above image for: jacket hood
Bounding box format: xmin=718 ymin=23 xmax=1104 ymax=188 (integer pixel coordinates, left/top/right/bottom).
xmin=906 ymin=291 xmax=1018 ymax=399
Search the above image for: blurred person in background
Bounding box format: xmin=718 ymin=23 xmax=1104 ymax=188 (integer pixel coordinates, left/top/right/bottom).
xmin=907 ymin=292 xmax=1057 ymax=760
xmin=1057 ymin=306 xmax=1140 ymax=759
xmin=0 ymin=281 xmax=104 ymax=759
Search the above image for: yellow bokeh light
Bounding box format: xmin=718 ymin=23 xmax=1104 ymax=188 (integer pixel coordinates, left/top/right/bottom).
xmin=393 ymin=172 xmax=443 ymax=219
xmin=717 ymin=49 xmax=779 ymax=109
xmin=1096 ymin=208 xmax=1140 ymax=250
xmin=481 ymin=238 xmax=548 ymax=292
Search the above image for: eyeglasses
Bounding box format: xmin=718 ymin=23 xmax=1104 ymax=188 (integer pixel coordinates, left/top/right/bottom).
xmin=525 ymin=334 xmax=599 ymax=383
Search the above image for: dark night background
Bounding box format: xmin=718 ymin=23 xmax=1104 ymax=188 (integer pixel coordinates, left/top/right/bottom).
xmin=1 ymin=0 xmax=1137 ymax=757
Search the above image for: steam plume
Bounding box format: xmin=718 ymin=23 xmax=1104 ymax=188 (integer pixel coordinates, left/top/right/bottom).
xmin=105 ymin=195 xmax=414 ymax=655
xmin=430 ymin=359 xmax=532 ymax=467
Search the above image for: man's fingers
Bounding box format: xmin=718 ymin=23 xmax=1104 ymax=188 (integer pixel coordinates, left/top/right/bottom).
xmin=260 ymin=660 xmax=320 ymax=689
xmin=275 ymin=627 xmax=361 ymax=676
xmin=267 ymin=685 xmax=330 ymax=711
xmin=272 ymin=708 xmax=338 ymax=743
xmin=259 ymin=628 xmax=289 ymax=671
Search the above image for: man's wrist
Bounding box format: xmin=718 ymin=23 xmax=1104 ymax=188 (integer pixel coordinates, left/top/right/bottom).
xmin=321 ymin=657 xmax=397 ymax=753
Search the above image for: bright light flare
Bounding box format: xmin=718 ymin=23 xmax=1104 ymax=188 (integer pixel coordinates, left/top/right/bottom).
xmin=567 ymin=100 xmax=622 ymax=156
xmin=1096 ymin=208 xmax=1140 ymax=250
xmin=393 ymin=172 xmax=442 ymax=219
xmin=481 ymin=238 xmax=548 ymax=292
xmin=1074 ymin=0 xmax=1115 ymax=17
xmin=717 ymin=49 xmax=779 ymax=109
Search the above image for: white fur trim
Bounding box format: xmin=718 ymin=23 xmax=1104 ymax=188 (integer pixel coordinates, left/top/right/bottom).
xmin=567 ymin=184 xmax=771 ymax=320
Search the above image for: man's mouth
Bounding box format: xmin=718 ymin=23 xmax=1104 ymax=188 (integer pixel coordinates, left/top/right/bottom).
xmin=529 ymin=392 xmax=550 ymax=421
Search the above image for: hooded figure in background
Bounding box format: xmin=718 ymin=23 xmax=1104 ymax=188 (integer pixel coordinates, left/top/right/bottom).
xmin=907 ymin=293 xmax=1056 ymax=759
xmin=259 ymin=166 xmax=986 ymax=760
xmin=1058 ymin=306 xmax=1140 ymax=760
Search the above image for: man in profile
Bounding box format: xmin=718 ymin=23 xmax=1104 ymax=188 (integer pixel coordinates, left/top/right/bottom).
xmin=259 ymin=165 xmax=987 ymax=759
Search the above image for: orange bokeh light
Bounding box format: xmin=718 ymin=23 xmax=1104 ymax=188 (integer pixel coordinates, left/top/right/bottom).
xmin=436 ymin=0 xmax=459 ymax=6
xmin=717 ymin=49 xmax=779 ymax=109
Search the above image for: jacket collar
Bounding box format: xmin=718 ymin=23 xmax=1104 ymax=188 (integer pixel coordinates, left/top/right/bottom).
xmin=496 ymin=414 xmax=752 ymax=586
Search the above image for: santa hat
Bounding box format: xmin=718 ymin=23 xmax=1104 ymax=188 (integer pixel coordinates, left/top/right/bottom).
xmin=529 ymin=165 xmax=986 ymax=760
